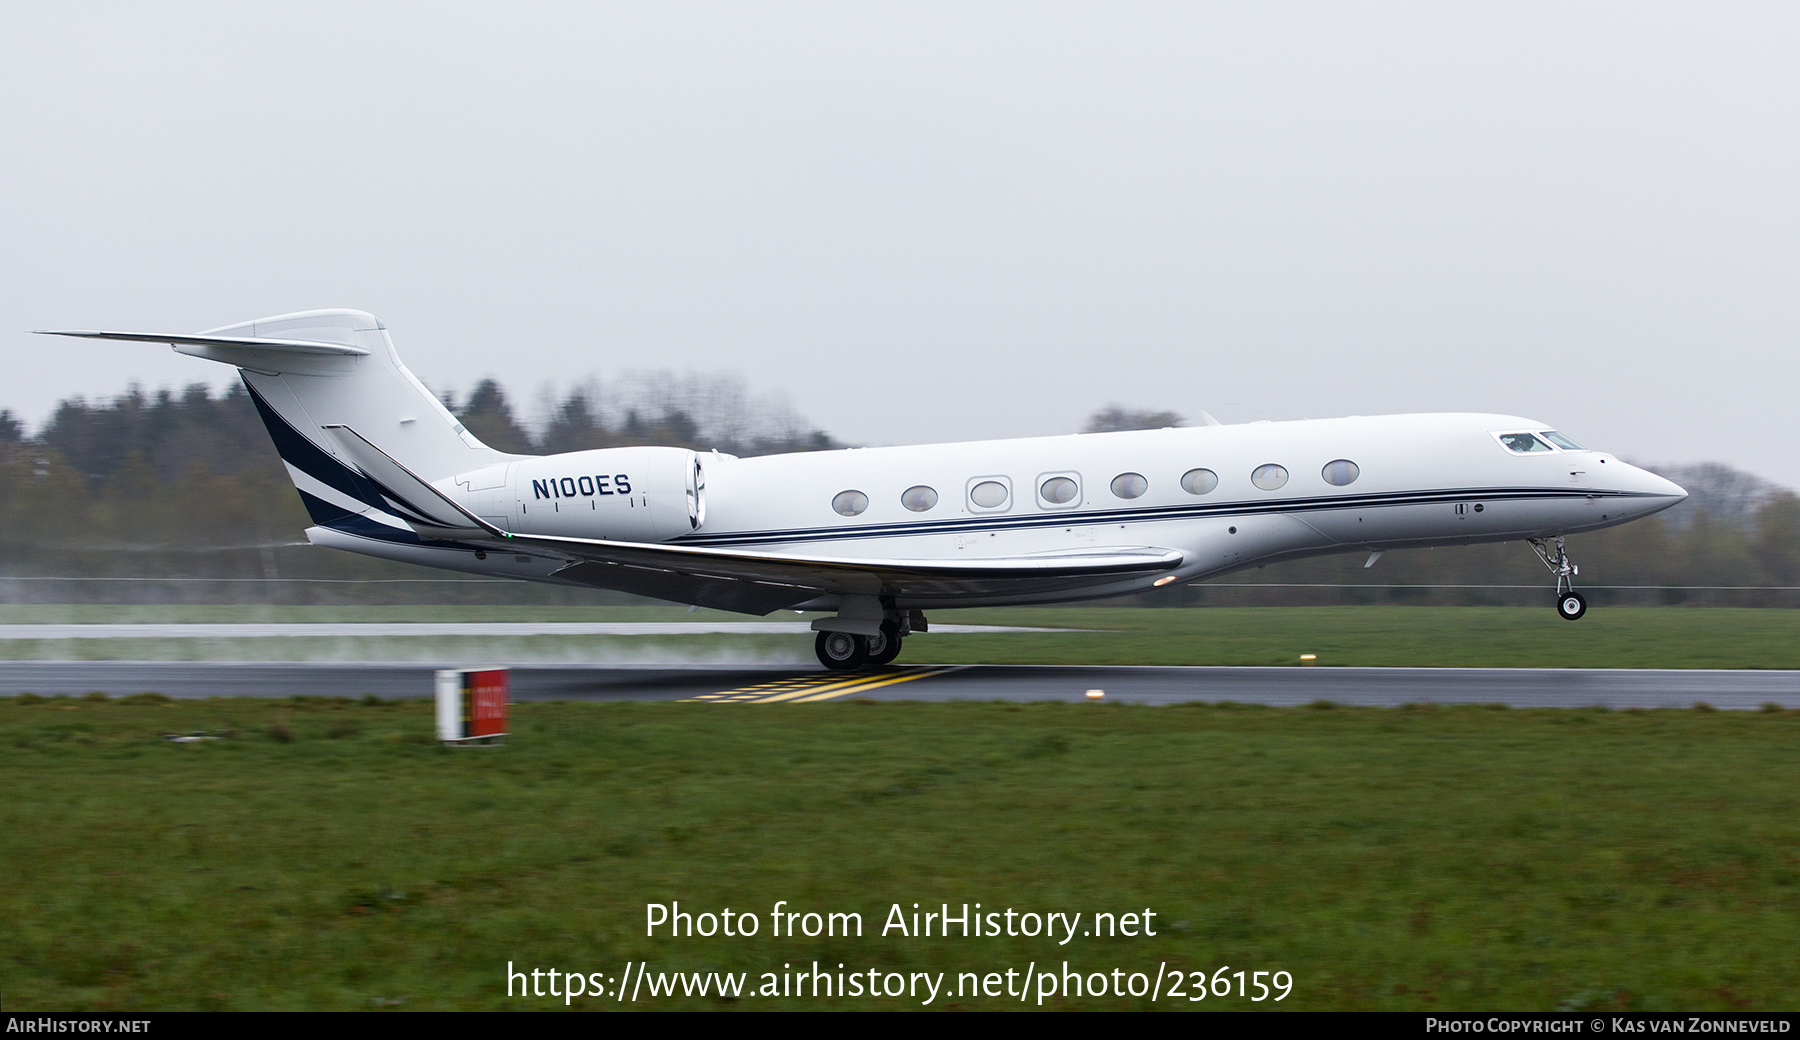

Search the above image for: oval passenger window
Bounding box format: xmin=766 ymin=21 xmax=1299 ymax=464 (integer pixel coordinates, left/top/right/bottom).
xmin=832 ymin=490 xmax=869 ymax=516
xmin=1321 ymin=460 xmax=1359 ymax=487
xmin=1040 ymin=476 xmax=1078 ymax=505
xmin=901 ymin=485 xmax=939 ymax=512
xmin=970 ymin=480 xmax=1009 ymax=509
xmin=1110 ymin=473 xmax=1148 ymax=499
xmin=1251 ymin=464 xmax=1289 ymax=491
xmin=1180 ymin=468 xmax=1218 ymax=495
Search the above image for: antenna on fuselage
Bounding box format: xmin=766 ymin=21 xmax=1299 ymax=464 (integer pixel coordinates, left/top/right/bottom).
xmin=1198 ymin=410 xmax=1223 ymax=427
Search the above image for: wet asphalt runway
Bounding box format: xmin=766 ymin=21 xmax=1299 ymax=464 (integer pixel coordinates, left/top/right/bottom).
xmin=3 ymin=661 xmax=1797 ymax=709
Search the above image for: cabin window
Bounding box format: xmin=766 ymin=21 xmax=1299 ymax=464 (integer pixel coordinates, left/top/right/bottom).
xmin=1110 ymin=473 xmax=1148 ymax=499
xmin=1180 ymin=468 xmax=1218 ymax=495
xmin=832 ymin=490 xmax=869 ymax=516
xmin=969 ymin=480 xmax=1010 ymax=510
xmin=1039 ymin=475 xmax=1079 ymax=506
xmin=1497 ymin=432 xmax=1553 ymax=454
xmin=1540 ymin=431 xmax=1583 ymax=450
xmin=901 ymin=485 xmax=939 ymax=512
xmin=1321 ymin=459 xmax=1360 ymax=486
xmin=1251 ymin=464 xmax=1289 ymax=490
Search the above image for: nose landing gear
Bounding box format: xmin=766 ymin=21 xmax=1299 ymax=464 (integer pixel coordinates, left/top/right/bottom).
xmin=1529 ymin=536 xmax=1586 ymax=621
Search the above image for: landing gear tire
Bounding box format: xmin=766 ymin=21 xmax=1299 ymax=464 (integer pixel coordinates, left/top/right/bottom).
xmin=864 ymin=621 xmax=903 ymax=666
xmin=815 ymin=630 xmax=868 ymax=670
xmin=1557 ymin=591 xmax=1587 ymax=621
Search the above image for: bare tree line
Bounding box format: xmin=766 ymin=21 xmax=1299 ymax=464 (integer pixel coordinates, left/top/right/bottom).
xmin=454 ymin=374 xmax=838 ymax=458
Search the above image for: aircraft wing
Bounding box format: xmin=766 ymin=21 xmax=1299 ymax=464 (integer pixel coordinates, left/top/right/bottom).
xmin=320 ymin=424 xmax=1185 ymax=613
xmin=530 ymin=539 xmax=1184 ymax=613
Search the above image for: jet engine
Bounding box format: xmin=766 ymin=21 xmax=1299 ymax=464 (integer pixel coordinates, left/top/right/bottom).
xmin=450 ymin=447 xmax=704 ymax=543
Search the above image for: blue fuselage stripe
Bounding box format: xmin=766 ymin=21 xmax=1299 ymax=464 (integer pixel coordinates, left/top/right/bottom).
xmin=322 ymin=485 xmax=1650 ymax=553
xmin=665 ymin=486 xmax=1653 ymax=548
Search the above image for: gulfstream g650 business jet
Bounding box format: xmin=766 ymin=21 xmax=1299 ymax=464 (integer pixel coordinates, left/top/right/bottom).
xmin=41 ymin=310 xmax=1687 ymax=669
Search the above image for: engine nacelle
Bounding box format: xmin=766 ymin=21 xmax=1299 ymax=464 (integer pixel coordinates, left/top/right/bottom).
xmin=449 ymin=447 xmax=704 ymax=543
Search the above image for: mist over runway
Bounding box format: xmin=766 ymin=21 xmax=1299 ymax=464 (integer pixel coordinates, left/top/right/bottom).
xmin=0 ymin=622 xmax=1059 ymax=639
xmin=3 ymin=661 xmax=1796 ymax=710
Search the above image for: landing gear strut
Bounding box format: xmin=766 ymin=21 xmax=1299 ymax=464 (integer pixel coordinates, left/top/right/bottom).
xmin=1529 ymin=536 xmax=1586 ymax=621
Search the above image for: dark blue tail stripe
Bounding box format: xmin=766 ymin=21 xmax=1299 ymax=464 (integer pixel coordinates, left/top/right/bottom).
xmin=322 ymin=514 xmax=483 ymax=551
xmin=365 ymin=481 xmax=454 ymax=528
xmin=243 ymin=379 xmax=392 ymax=512
xmin=295 ymin=488 xmax=358 ymax=526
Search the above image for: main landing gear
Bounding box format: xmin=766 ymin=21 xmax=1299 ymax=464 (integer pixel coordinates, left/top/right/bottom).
xmin=814 ymin=614 xmax=919 ymax=670
xmin=1529 ymin=535 xmax=1586 ymax=621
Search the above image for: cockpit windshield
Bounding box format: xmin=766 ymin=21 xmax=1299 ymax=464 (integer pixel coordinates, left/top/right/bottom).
xmin=1497 ymin=432 xmax=1553 ymax=453
xmin=1539 ymin=431 xmax=1583 ymax=450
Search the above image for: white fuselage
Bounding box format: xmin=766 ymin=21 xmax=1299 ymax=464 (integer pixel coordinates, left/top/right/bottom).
xmin=48 ymin=311 xmax=1684 ymax=617
xmin=409 ymin=411 xmax=1686 ymax=610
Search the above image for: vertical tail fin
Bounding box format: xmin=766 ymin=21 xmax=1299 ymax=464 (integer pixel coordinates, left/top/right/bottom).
xmin=40 ymin=310 xmax=522 ymax=528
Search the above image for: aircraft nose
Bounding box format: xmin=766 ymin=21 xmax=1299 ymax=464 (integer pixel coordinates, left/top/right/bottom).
xmin=1621 ymin=462 xmax=1687 ymax=513
xmin=1642 ymin=468 xmax=1687 ymax=500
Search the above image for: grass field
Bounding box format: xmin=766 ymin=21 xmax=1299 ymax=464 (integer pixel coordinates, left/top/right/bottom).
xmin=923 ymin=607 xmax=1800 ymax=669
xmin=5 ymin=695 xmax=1798 ymax=1011
xmin=3 ymin=605 xmax=1800 ymax=669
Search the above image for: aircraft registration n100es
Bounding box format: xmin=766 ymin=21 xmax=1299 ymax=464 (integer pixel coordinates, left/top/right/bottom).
xmin=41 ymin=310 xmax=1687 ymax=669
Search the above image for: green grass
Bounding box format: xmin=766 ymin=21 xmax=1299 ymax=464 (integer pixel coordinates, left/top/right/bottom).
xmin=924 ymin=607 xmax=1800 ymax=669
xmin=4 ymin=696 xmax=1799 ymax=1010
xmin=3 ymin=606 xmax=1799 ymax=669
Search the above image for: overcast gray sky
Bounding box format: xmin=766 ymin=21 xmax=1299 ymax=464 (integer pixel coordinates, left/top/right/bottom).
xmin=4 ymin=3 xmax=1796 ymax=486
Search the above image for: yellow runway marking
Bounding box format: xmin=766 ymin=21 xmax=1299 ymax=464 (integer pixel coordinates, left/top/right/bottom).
xmin=787 ymin=667 xmax=964 ymax=702
xmin=688 ymin=666 xmax=965 ymax=704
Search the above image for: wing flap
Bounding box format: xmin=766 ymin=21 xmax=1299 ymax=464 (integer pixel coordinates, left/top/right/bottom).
xmin=547 ymin=562 xmax=822 ymax=614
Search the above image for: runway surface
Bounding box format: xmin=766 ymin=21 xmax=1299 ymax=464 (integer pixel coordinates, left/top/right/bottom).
xmin=4 ymin=661 xmax=1798 ymax=709
xmin=0 ymin=622 xmax=1059 ymax=638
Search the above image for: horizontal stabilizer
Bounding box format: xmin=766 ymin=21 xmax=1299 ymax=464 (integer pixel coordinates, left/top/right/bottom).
xmin=34 ymin=330 xmax=370 ymax=356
